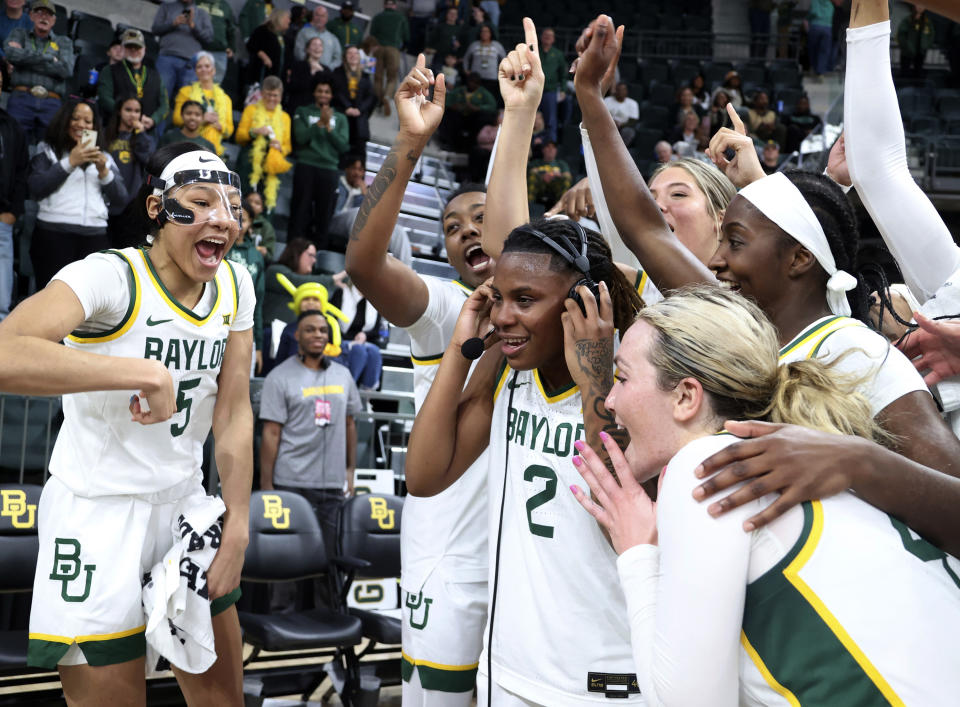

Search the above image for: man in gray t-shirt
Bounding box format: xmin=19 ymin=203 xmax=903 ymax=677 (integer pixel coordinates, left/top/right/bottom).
xmin=260 ymin=310 xmax=361 ymax=562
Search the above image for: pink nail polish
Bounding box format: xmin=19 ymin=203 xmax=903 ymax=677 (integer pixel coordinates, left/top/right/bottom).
xmin=572 ymin=456 xmax=582 ymax=467
xmin=573 ymin=440 xmax=585 ymax=451
xmin=599 ymin=430 xmax=609 ymax=441
xmin=569 ymin=485 xmax=579 ymax=495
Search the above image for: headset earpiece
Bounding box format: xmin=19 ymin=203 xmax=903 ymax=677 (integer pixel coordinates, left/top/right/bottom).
xmin=568 ymin=277 xmax=600 ymax=315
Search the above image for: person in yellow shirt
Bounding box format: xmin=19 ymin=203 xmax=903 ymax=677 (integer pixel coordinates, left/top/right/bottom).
xmin=172 ymin=51 xmax=234 ymax=156
xmin=236 ymin=74 xmax=291 ymax=210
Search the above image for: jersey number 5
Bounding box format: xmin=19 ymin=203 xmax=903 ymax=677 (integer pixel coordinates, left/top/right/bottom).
xmin=524 ymin=464 xmax=557 ymax=538
xmin=171 ymin=377 xmax=201 ymax=437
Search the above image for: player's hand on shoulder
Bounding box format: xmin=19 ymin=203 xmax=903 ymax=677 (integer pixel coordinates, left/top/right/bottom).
xmin=396 ymin=53 xmax=445 ymax=144
xmin=692 ymin=420 xmax=863 ymax=532
xmin=562 ymin=280 xmax=615 ymax=391
xmin=129 ymin=359 xmax=176 ymax=424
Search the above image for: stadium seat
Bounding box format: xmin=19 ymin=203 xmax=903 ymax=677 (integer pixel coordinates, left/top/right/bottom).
xmin=638 ymin=60 xmax=670 ymax=87
xmin=647 ymin=81 xmax=676 ymax=107
xmin=0 ymin=395 xmax=60 ymax=481
xmin=0 ymin=484 xmax=41 ymax=672
xmin=632 ymin=128 xmax=663 ymax=156
xmin=72 ymin=37 xmax=107 ymax=58
xmin=239 ymin=490 xmax=366 ymax=702
xmin=315 ymin=249 xmax=346 ymax=276
xmin=769 ymin=66 xmax=802 ymax=89
xmin=618 ymin=60 xmax=638 ymax=84
xmin=685 ymin=15 xmax=711 ymax=32
xmin=53 ymin=3 xmax=68 ymax=36
xmin=735 ymin=64 xmax=766 ymax=86
xmin=702 ymin=61 xmax=733 ymax=89
xmin=938 ymin=96 xmax=960 ymax=120
xmin=71 ymin=14 xmax=115 ymax=47
xmin=641 ymin=104 xmax=670 ymax=130
xmin=338 ymin=494 xmax=403 ymax=648
xmin=908 ymin=114 xmax=940 ymax=134
xmin=669 ymin=61 xmax=701 ymax=88
xmin=658 ymin=13 xmax=684 ymax=32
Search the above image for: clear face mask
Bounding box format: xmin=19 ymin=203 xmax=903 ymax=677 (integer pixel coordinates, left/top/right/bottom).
xmin=151 ymin=168 xmax=243 ymax=230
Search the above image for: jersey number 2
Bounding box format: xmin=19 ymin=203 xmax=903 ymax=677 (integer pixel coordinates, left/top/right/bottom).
xmin=890 ymin=517 xmax=960 ymax=591
xmin=171 ymin=377 xmax=201 ymax=437
xmin=524 ymin=464 xmax=557 ymax=538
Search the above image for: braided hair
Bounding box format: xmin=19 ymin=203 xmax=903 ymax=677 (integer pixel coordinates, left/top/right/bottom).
xmin=781 ymin=170 xmax=872 ymax=323
xmin=501 ymin=218 xmax=642 ymax=334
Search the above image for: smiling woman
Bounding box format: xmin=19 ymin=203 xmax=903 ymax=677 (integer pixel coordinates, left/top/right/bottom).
xmin=405 ymin=217 xmax=645 ymax=706
xmin=0 ymin=142 xmax=255 ymax=705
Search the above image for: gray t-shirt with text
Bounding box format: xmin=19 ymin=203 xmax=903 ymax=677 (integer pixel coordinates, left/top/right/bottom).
xmin=260 ymin=356 xmax=362 ymax=489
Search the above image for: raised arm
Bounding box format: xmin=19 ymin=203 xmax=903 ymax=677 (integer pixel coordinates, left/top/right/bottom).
xmin=844 ymin=0 xmax=960 ymax=302
xmin=480 ymin=17 xmax=543 ymax=258
xmin=574 ymin=15 xmax=714 ymax=293
xmin=405 ymin=286 xmax=503 ymax=496
xmin=344 ymin=55 xmax=443 ymax=328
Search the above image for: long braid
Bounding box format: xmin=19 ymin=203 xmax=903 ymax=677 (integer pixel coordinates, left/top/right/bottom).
xmin=782 ymin=171 xmax=872 ymax=323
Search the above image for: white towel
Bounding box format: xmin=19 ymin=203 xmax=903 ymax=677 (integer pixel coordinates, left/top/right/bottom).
xmin=142 ymin=494 xmax=226 ymax=677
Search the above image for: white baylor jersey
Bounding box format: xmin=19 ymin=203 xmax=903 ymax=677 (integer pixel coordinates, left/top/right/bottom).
xmin=401 ymin=276 xmax=488 ymax=590
xmin=51 ymin=248 xmax=246 ymax=498
xmin=485 ymin=366 xmax=643 ymax=706
xmin=740 ymin=493 xmax=960 ymax=706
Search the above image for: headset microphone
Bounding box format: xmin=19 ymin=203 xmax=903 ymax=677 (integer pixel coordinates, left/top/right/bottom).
xmin=460 ymin=329 xmax=495 ymax=360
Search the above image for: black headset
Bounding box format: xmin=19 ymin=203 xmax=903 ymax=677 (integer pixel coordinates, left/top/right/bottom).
xmin=516 ymin=220 xmax=600 ymax=315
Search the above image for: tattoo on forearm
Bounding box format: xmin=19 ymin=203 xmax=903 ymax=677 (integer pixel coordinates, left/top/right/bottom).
xmin=349 ymin=146 xmax=416 ymax=241
xmin=574 ymin=339 xmax=614 ymax=389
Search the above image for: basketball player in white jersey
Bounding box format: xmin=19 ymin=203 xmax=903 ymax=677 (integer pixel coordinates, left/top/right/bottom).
xmin=406 ymin=216 xmax=645 ymax=706
xmin=571 ymin=286 xmax=960 ymax=706
xmin=344 ymin=56 xmax=493 ymax=705
xmin=0 ymin=144 xmax=255 ymax=704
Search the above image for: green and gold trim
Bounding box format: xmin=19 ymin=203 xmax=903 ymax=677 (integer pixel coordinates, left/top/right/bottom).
xmin=742 ymin=501 xmax=904 ymax=705
xmin=139 ymin=248 xmax=221 ymax=326
xmin=778 ymin=316 xmax=863 ymax=362
xmin=28 ymin=625 xmax=146 ymax=668
xmin=210 ymin=585 xmax=242 ymax=616
xmin=534 ymin=369 xmax=578 ymax=404
xmin=452 ymin=280 xmax=474 ymax=296
xmin=67 ymin=250 xmax=141 ymax=343
xmin=411 ymin=352 xmax=444 ymax=366
xmin=400 ymin=651 xmax=479 ymax=693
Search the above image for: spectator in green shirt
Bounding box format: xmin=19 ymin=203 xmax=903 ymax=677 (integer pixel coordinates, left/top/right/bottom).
xmin=426 ymin=6 xmax=461 ymax=68
xmin=196 ymin=0 xmax=237 ymax=83
xmin=438 ymin=71 xmax=496 ymax=152
xmin=244 ymin=190 xmax=276 ymax=260
xmin=160 ymin=100 xmax=217 ymax=151
xmin=527 ymin=140 xmax=572 ymax=208
xmin=369 ymin=0 xmax=409 ymax=116
xmin=290 ymin=75 xmax=349 ymax=251
xmin=238 ymin=0 xmax=266 ymax=40
xmin=328 ymin=0 xmax=363 ymax=53
xmin=538 ymin=27 xmax=569 ymax=143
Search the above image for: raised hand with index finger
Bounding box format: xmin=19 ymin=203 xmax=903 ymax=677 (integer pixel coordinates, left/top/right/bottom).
xmin=396 ymin=53 xmax=446 ymax=144
xmin=705 ymin=103 xmax=766 ymax=189
xmin=498 ymin=17 xmax=545 ymax=112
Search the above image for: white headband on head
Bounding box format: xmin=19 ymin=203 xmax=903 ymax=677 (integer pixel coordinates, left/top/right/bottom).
xmin=738 ymin=172 xmax=857 ymax=316
xmin=152 ymin=150 xmax=233 ymax=197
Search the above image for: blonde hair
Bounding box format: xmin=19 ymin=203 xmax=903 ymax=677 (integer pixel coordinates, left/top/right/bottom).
xmin=649 ymin=158 xmax=736 ymax=228
xmin=267 ymin=8 xmax=289 ymax=32
xmin=637 ymin=286 xmax=885 ymax=442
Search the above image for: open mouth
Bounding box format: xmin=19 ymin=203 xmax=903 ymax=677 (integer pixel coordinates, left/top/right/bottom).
xmin=195 ymin=237 xmax=227 ymax=267
xmin=500 ymin=335 xmax=529 ymax=356
xmin=717 ymin=278 xmax=741 ymax=293
xmin=464 ymin=243 xmax=491 ymax=272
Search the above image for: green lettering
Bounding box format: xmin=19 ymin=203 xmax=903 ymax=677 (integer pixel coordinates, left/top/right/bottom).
xmin=144 ymin=337 xmax=163 ymax=361
xmin=554 ymin=423 xmax=573 ymax=457
xmin=507 ymin=408 xmax=517 ymax=442
xmin=210 ymin=339 xmax=222 ymax=368
xmin=515 ymin=410 xmax=529 ymax=446
xmin=531 ymin=415 xmax=548 ymax=451
xmin=163 ymin=339 xmax=181 ymax=369
xmin=197 ymin=341 xmax=207 ymax=370
xmin=574 ymin=423 xmax=585 ymax=445
xmin=542 ymin=418 xmax=556 ymax=455
xmin=50 ymin=538 xmax=95 ymax=602
xmin=183 ymin=339 xmax=198 ymax=369
xmin=523 ymin=465 xmax=558 ymax=538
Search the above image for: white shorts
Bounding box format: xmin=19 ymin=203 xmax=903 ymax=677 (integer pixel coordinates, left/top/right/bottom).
xmin=27 ymin=476 xmax=239 ymax=669
xmin=400 ymin=571 xmax=486 ymax=703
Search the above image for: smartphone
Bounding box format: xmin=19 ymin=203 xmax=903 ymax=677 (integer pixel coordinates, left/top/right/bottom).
xmin=81 ymin=129 xmax=97 ymax=148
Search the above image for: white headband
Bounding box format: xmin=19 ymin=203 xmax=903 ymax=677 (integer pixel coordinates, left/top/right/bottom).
xmin=152 ymin=150 xmax=233 ymax=197
xmin=739 ymin=172 xmax=857 ymax=316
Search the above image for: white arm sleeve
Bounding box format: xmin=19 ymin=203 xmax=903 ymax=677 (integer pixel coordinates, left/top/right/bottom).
xmin=580 ymin=124 xmax=640 ymax=270
xmin=616 ymin=436 xmax=753 ymax=707
xmin=844 ymin=21 xmax=960 ymax=303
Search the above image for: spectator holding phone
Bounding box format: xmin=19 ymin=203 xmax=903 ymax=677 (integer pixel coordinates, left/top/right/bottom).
xmin=28 ymin=98 xmax=127 ymax=288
